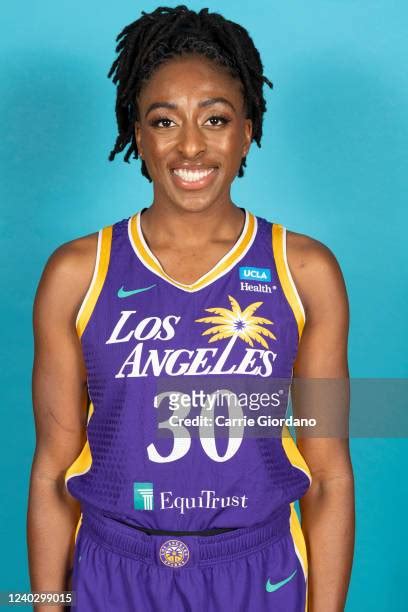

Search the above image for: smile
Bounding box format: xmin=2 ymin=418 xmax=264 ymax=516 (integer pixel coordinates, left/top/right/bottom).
xmin=172 ymin=167 xmax=216 ymax=182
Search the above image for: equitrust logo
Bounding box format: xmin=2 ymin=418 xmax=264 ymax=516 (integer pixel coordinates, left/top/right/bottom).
xmin=133 ymin=483 xmax=248 ymax=515
xmin=133 ymin=482 xmax=154 ymax=510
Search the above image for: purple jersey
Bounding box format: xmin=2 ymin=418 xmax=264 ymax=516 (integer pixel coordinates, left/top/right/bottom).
xmin=65 ymin=208 xmax=311 ymax=557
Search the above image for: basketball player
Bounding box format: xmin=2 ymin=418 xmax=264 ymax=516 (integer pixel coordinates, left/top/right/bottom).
xmin=27 ymin=6 xmax=354 ymax=611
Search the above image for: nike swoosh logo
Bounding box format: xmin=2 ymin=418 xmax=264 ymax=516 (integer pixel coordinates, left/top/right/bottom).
xmin=266 ymin=569 xmax=297 ymax=593
xmin=117 ymin=284 xmax=156 ymax=298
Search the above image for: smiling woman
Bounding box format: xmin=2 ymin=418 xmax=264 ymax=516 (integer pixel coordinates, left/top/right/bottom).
xmin=28 ymin=5 xmax=354 ymax=612
xmin=133 ymin=54 xmax=252 ymax=204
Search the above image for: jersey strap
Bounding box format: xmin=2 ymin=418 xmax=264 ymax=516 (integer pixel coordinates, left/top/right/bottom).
xmin=75 ymin=225 xmax=113 ymax=338
xmin=272 ymin=223 xmax=306 ymax=340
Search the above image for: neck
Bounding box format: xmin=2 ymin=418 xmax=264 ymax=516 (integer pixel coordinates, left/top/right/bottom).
xmin=139 ymin=201 xmax=246 ymax=249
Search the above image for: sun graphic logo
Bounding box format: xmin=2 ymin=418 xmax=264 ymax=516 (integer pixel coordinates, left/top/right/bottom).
xmin=195 ymin=295 xmax=277 ymax=352
xmin=159 ymin=539 xmax=190 ymax=568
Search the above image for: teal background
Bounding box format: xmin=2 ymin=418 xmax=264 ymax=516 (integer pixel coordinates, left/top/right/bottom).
xmin=1 ymin=1 xmax=407 ymax=609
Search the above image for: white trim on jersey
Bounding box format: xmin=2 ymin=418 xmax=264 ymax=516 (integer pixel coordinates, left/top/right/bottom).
xmin=127 ymin=209 xmax=258 ymax=293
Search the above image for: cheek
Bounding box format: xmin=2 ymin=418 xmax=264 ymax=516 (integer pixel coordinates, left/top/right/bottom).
xmin=143 ymin=136 xmax=174 ymax=174
xmin=215 ymin=136 xmax=246 ymax=176
xmin=144 ymin=136 xmax=172 ymax=157
xmin=215 ymin=128 xmax=245 ymax=156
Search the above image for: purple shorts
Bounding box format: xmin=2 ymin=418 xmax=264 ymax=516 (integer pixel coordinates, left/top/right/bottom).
xmin=71 ymin=505 xmax=307 ymax=611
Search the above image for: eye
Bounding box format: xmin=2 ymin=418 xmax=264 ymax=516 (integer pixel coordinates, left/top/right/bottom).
xmin=149 ymin=117 xmax=176 ymax=128
xmin=204 ymin=115 xmax=231 ymax=126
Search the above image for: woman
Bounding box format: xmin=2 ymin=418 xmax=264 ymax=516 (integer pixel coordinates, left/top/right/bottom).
xmin=27 ymin=5 xmax=354 ymax=611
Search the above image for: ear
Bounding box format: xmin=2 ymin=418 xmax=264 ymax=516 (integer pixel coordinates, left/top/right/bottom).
xmin=134 ymin=121 xmax=143 ymax=158
xmin=242 ymin=118 xmax=253 ymax=157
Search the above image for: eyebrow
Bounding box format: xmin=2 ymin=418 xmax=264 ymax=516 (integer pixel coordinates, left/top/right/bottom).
xmin=144 ymin=97 xmax=236 ymax=118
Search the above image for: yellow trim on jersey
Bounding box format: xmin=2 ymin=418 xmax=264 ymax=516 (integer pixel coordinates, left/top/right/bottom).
xmin=66 ymin=400 xmax=94 ymax=551
xmin=129 ymin=209 xmax=257 ymax=292
xmin=74 ymin=513 xmax=83 ymax=544
xmin=76 ymin=225 xmax=113 ymax=338
xmin=289 ymin=503 xmax=309 ymax=611
xmin=272 ymin=223 xmax=306 ymax=340
xmin=282 ymin=424 xmax=312 ymax=482
xmin=282 ymin=424 xmax=311 ymax=610
xmin=64 ymin=401 xmax=95 ymax=489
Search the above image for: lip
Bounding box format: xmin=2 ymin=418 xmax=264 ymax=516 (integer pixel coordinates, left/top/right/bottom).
xmin=170 ymin=163 xmax=218 ymax=170
xmin=170 ymin=166 xmax=219 ymax=191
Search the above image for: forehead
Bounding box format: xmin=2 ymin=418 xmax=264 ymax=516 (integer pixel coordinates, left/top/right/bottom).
xmin=138 ymin=54 xmax=245 ymax=106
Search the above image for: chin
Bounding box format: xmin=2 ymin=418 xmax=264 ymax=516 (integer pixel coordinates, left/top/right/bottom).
xmin=171 ymin=200 xmax=214 ymax=214
xmin=161 ymin=188 xmax=210 ymax=210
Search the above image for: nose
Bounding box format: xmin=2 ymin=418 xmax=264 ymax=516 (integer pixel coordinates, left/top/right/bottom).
xmin=177 ymin=122 xmax=206 ymax=159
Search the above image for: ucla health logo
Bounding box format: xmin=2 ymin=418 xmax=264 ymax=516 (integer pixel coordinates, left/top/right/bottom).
xmin=239 ymin=266 xmax=271 ymax=282
xmin=134 ymin=482 xmax=154 ymax=510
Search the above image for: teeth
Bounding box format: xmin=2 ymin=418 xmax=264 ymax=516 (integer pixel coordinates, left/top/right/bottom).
xmin=173 ymin=168 xmax=215 ymax=182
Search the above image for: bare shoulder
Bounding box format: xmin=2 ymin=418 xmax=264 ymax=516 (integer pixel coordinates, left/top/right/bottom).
xmin=34 ymin=231 xmax=99 ymax=326
xmin=285 ymin=228 xmax=340 ymax=275
xmin=285 ymin=229 xmax=349 ymax=323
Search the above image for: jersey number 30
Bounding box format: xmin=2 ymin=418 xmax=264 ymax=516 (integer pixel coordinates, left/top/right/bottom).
xmin=147 ymin=390 xmax=244 ymax=463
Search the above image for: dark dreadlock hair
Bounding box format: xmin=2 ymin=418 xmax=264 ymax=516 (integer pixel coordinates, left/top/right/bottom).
xmin=107 ymin=5 xmax=273 ymax=181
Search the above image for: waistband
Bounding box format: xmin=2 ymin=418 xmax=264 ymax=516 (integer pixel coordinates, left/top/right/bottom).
xmin=133 ymin=525 xmax=236 ymax=536
xmin=79 ymin=504 xmax=291 ymax=569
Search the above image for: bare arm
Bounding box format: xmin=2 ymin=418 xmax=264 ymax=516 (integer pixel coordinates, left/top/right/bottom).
xmin=288 ymin=233 xmax=355 ymax=612
xmin=27 ymin=234 xmax=97 ymax=610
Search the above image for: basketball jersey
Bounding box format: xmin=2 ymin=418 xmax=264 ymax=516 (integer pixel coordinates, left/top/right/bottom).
xmin=65 ymin=208 xmax=312 ymax=538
